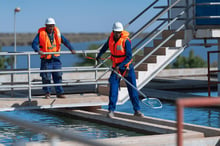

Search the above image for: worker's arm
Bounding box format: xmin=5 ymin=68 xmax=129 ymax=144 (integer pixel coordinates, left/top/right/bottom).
xmin=96 ymin=38 xmax=109 ymax=60
xmin=32 ymin=34 xmax=40 ymax=52
xmin=118 ymin=39 xmax=132 ymax=69
xmin=61 ymin=34 xmax=76 ymax=54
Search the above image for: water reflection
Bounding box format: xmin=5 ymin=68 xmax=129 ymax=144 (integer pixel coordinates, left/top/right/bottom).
xmin=0 ymin=100 xmax=220 ymax=145
xmin=0 ymin=110 xmax=142 ymax=146
xmin=105 ymin=100 xmax=220 ymax=129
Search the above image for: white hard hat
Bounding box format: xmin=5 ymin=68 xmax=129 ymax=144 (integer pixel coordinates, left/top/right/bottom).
xmin=112 ymin=21 xmax=123 ymax=32
xmin=45 ymin=17 xmax=56 ymax=25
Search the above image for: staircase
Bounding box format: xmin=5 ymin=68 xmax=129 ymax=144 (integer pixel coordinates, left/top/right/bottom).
xmin=0 ymin=0 xmax=220 ymax=110
xmin=97 ymin=0 xmax=194 ymax=104
xmin=98 ymin=30 xmax=187 ymax=104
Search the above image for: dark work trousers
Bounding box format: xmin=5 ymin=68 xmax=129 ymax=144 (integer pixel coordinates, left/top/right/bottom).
xmin=108 ymin=64 xmax=140 ymax=112
xmin=40 ymin=57 xmax=64 ymax=95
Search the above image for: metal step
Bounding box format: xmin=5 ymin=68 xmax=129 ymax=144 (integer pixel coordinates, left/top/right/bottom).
xmin=162 ymin=30 xmax=185 ymax=39
xmin=153 ymin=39 xmax=184 ymax=47
xmin=135 ymin=55 xmax=157 ymax=63
xmin=144 ymin=47 xmax=166 ymax=56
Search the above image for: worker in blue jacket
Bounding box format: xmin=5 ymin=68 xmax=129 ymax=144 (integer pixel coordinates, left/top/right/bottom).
xmin=32 ymin=17 xmax=76 ymax=99
xmin=96 ymin=21 xmax=143 ymax=118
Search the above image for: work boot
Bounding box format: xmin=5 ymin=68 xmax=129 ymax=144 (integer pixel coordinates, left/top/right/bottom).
xmin=44 ymin=93 xmax=50 ymax=99
xmin=107 ymin=111 xmax=114 ymax=118
xmin=56 ymin=94 xmax=66 ymax=98
xmin=134 ymin=111 xmax=144 ymax=117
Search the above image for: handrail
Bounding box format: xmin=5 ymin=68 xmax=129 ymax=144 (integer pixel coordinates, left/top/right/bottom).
xmin=176 ymin=97 xmax=220 ymax=146
xmin=0 ymin=112 xmax=113 ymax=146
xmin=96 ymin=0 xmax=159 ymax=52
xmin=130 ymin=0 xmax=182 ymax=40
xmin=132 ymin=20 xmax=167 ymax=51
xmin=134 ymin=11 xmax=185 ymax=69
xmin=0 ymin=67 xmax=108 ymax=74
xmin=207 ymin=50 xmax=220 ymax=96
xmin=95 ymin=0 xmax=183 ymax=78
xmin=95 ymin=0 xmax=160 ymax=68
xmin=124 ymin=0 xmax=159 ymax=29
xmin=94 ymin=0 xmax=190 ymax=96
xmin=195 ymin=2 xmax=220 ymax=27
xmin=1 ymin=0 xmax=190 ymax=102
xmin=196 ymin=2 xmax=220 ymax=6
xmin=0 ymin=50 xmax=110 ymax=101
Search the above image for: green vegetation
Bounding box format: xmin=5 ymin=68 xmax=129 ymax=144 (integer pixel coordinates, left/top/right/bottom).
xmin=166 ymin=50 xmax=207 ymax=68
xmin=175 ymin=50 xmax=207 ymax=68
xmin=0 ymin=46 xmax=14 ymax=69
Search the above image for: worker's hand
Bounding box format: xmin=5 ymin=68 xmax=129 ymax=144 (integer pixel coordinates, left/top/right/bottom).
xmin=96 ymin=56 xmax=101 ymax=63
xmin=38 ymin=51 xmax=44 ymax=55
xmin=71 ymin=50 xmax=76 ymax=54
xmin=115 ymin=66 xmax=120 ymax=73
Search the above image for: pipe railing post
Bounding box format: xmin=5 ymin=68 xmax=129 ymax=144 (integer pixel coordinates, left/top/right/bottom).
xmin=28 ymin=53 xmax=32 ymax=101
xmin=177 ymin=100 xmax=183 ymax=146
xmin=176 ymin=97 xmax=220 ymax=146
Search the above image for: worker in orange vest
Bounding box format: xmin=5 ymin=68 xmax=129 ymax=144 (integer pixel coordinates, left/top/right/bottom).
xmin=32 ymin=17 xmax=76 ymax=99
xmin=96 ymin=21 xmax=143 ymax=118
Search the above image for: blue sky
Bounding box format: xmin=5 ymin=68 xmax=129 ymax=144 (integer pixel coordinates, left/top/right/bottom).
xmin=1 ymin=0 xmax=163 ymax=33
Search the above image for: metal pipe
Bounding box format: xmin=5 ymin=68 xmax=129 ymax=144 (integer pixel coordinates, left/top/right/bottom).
xmin=0 ymin=67 xmax=108 ymax=74
xmin=124 ymin=0 xmax=159 ymax=29
xmin=177 ymin=102 xmax=183 ymax=146
xmin=218 ymin=39 xmax=220 ymax=97
xmin=130 ymin=0 xmax=182 ymax=40
xmin=176 ymin=97 xmax=220 ymax=146
xmin=14 ymin=7 xmax=21 ymax=69
xmin=134 ymin=13 xmax=185 ymax=69
xmin=132 ymin=20 xmax=167 ymax=50
xmin=208 ymin=51 xmax=211 ymax=97
xmin=207 ymin=50 xmax=220 ymax=97
xmin=28 ymin=54 xmax=32 ymax=101
xmin=0 ymin=80 xmax=108 ymax=89
xmin=196 ymin=2 xmax=220 ymax=6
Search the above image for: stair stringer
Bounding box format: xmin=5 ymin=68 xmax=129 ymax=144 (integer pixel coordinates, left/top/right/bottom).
xmin=116 ymin=46 xmax=186 ymax=105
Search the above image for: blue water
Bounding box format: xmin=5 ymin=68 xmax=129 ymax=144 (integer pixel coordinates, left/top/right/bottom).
xmin=103 ymin=98 xmax=220 ymax=129
xmin=0 ymin=110 xmax=142 ymax=146
xmin=190 ymin=91 xmax=219 ymax=97
xmin=0 ymin=99 xmax=220 ymax=145
xmin=1 ymin=39 xmax=220 ymax=145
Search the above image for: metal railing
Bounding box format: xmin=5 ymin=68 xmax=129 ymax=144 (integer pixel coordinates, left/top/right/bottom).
xmin=0 ymin=0 xmax=192 ymax=101
xmin=0 ymin=50 xmax=110 ymax=101
xmin=2 ymin=0 xmax=220 ymax=102
xmin=95 ymin=0 xmax=189 ymax=83
xmin=207 ymin=50 xmax=220 ymax=97
xmin=176 ymin=97 xmax=220 ymax=146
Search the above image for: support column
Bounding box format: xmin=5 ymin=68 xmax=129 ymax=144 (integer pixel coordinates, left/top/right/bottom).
xmin=218 ymin=39 xmax=220 ymax=96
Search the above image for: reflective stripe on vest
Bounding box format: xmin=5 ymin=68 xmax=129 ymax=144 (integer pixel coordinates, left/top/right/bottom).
xmin=38 ymin=27 xmax=61 ymax=59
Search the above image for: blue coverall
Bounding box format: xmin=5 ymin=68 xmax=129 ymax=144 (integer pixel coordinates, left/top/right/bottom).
xmin=97 ymin=39 xmax=141 ymax=112
xmin=32 ymin=33 xmax=74 ymax=95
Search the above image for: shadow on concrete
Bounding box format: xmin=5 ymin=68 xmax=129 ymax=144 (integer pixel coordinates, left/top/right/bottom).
xmin=11 ymin=100 xmax=40 ymax=109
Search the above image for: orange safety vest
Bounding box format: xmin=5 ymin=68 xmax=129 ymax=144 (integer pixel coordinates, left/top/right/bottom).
xmin=38 ymin=27 xmax=61 ymax=59
xmin=109 ymin=30 xmax=132 ymax=68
